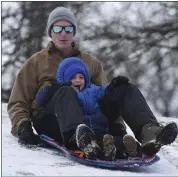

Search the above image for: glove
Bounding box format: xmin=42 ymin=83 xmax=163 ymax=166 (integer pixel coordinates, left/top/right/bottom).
xmin=109 ymin=75 xmax=129 ymax=89
xmin=35 ymin=82 xmax=72 ymax=105
xmin=18 ymin=121 xmax=40 ymax=145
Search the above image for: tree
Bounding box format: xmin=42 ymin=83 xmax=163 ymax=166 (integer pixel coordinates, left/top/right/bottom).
xmin=2 ymin=1 xmax=92 ymax=102
xmin=81 ymin=2 xmax=178 ymax=117
xmin=2 ymin=2 xmax=178 ymax=117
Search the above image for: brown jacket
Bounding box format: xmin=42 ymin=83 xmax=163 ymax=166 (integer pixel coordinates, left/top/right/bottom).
xmin=7 ymin=41 xmax=108 ymax=136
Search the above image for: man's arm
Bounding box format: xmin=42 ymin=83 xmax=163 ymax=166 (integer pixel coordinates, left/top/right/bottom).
xmin=92 ymin=59 xmax=108 ymax=86
xmin=7 ymin=58 xmax=38 ymax=137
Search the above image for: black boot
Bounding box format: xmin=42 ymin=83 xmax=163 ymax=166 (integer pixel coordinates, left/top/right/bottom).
xmin=75 ymin=124 xmax=101 ymax=160
xmin=141 ymin=122 xmax=178 ymax=156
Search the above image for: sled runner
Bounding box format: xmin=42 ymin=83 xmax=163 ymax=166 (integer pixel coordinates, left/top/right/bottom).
xmin=40 ymin=134 xmax=160 ymax=169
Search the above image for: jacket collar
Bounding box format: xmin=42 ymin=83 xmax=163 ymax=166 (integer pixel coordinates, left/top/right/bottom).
xmin=46 ymin=41 xmax=80 ymax=58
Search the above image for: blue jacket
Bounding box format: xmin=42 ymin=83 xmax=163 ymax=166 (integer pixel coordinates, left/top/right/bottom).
xmin=77 ymin=84 xmax=109 ymax=133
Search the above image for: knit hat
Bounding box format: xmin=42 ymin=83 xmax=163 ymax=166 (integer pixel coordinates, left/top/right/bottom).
xmin=56 ymin=57 xmax=91 ymax=88
xmin=47 ymin=7 xmax=77 ymax=37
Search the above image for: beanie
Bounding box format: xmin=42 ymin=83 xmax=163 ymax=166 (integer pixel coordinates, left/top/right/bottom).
xmin=56 ymin=57 xmax=91 ymax=88
xmin=47 ymin=7 xmax=77 ymax=37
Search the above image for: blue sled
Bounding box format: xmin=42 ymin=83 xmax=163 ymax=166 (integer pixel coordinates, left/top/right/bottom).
xmin=40 ymin=134 xmax=160 ymax=169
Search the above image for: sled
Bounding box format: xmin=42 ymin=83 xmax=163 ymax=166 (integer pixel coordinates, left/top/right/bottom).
xmin=40 ymin=134 xmax=160 ymax=169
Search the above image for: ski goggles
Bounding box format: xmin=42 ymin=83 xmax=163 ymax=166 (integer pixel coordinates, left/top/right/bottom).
xmin=52 ymin=25 xmax=74 ymax=33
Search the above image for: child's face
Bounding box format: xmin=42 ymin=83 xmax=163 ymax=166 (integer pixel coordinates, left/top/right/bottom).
xmin=71 ymin=73 xmax=85 ymax=92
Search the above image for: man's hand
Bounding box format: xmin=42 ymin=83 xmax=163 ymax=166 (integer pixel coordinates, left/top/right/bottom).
xmin=18 ymin=121 xmax=40 ymax=145
xmin=111 ymin=76 xmax=129 ymax=86
xmin=110 ymin=75 xmax=129 ymax=88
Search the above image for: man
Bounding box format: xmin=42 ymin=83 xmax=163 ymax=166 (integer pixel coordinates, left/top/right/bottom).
xmin=7 ymin=6 xmax=126 ymax=146
xmin=8 ymin=7 xmax=177 ymax=158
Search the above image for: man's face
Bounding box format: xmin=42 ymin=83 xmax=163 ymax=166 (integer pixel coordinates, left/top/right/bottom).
xmin=51 ymin=20 xmax=74 ymax=50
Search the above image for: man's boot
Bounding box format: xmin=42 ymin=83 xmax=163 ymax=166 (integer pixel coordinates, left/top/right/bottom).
xmin=102 ymin=134 xmax=116 ymax=161
xmin=141 ymin=122 xmax=178 ymax=156
xmin=75 ymin=124 xmax=101 ymax=160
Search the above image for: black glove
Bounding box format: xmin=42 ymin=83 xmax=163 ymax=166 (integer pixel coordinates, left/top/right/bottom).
xmin=109 ymin=75 xmax=129 ymax=90
xmin=18 ymin=121 xmax=40 ymax=145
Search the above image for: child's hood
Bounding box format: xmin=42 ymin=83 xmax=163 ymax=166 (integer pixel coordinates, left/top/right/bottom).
xmin=56 ymin=57 xmax=91 ymax=88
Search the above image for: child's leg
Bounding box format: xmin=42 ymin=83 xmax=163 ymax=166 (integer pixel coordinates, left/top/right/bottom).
xmin=102 ymin=134 xmax=116 ymax=161
xmin=94 ymin=133 xmax=117 ymax=161
xmin=123 ymin=134 xmax=141 ymax=157
xmin=114 ymin=136 xmax=127 ymax=159
xmin=114 ymin=135 xmax=141 ymax=159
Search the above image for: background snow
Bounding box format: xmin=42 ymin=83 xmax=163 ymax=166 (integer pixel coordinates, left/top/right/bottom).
xmin=2 ymin=103 xmax=178 ymax=176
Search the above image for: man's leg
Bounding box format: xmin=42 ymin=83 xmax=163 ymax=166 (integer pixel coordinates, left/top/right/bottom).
xmin=33 ymin=86 xmax=84 ymax=149
xmin=100 ymin=83 xmax=155 ymax=141
xmin=120 ymin=84 xmax=177 ymax=146
xmin=119 ymin=83 xmax=157 ymax=142
xmin=49 ymin=86 xmax=84 ymax=137
xmin=33 ymin=114 xmax=63 ymax=143
xmin=100 ymin=83 xmax=177 ymax=145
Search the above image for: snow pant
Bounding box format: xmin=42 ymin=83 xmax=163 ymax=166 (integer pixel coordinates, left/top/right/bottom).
xmin=99 ymin=83 xmax=158 ymax=142
xmin=33 ymin=86 xmax=84 ymax=149
xmin=32 ymin=86 xmax=127 ymax=153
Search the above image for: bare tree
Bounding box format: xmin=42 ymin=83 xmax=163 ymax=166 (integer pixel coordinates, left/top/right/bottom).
xmin=2 ymin=2 xmax=178 ymax=117
xmin=81 ymin=2 xmax=178 ymax=117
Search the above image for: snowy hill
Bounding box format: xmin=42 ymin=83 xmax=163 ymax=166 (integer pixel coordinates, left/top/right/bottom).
xmin=2 ymin=103 xmax=178 ymax=176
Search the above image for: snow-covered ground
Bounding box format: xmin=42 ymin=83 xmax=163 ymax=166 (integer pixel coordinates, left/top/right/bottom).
xmin=2 ymin=103 xmax=178 ymax=176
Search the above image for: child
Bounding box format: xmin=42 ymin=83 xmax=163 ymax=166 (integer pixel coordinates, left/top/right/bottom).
xmin=55 ymin=57 xmax=141 ymax=160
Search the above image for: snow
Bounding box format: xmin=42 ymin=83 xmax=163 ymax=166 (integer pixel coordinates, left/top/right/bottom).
xmin=2 ymin=103 xmax=178 ymax=176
